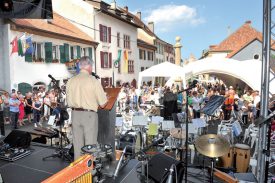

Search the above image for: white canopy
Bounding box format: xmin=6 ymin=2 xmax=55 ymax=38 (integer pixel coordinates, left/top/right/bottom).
xmin=138 ymin=61 xmax=185 ymax=89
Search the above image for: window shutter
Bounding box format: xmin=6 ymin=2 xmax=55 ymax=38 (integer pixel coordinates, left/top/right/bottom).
xmin=88 ymin=47 xmax=93 ymax=60
xmin=108 ymin=27 xmax=111 ymax=43
xmin=64 ymin=43 xmax=69 ymax=62
xmin=100 ymin=51 xmax=104 ymax=68
xmin=110 ymin=77 xmax=112 ymax=87
xmin=77 ymin=46 xmax=81 ymax=59
xmin=25 ymin=54 xmax=32 ymax=62
xmin=59 ymin=45 xmax=65 ymax=63
xmin=44 ymin=42 xmax=53 ymax=63
xmin=109 ymin=52 xmax=112 ymax=68
xmin=99 ymin=24 xmax=103 ymax=41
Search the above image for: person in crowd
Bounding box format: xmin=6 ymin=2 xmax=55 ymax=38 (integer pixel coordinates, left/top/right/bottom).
xmin=223 ymin=92 xmax=234 ymax=120
xmin=18 ymin=95 xmax=25 ymax=126
xmin=32 ymin=95 xmax=43 ymax=127
xmin=2 ymin=92 xmax=10 ymax=124
xmin=66 ymin=56 xmax=107 ymax=160
xmin=9 ymin=93 xmax=20 ymax=129
xmin=191 ymin=91 xmax=203 ymax=119
xmin=129 ymin=87 xmax=138 ymax=111
xmin=24 ymin=92 xmax=33 ymax=123
xmin=118 ymin=87 xmax=127 ymax=112
xmin=163 ymin=87 xmax=178 ymax=119
xmin=42 ymin=92 xmax=51 ymax=122
xmin=0 ymin=93 xmax=5 ymax=136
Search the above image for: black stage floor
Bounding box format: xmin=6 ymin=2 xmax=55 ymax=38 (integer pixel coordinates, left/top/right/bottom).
xmin=0 ymin=144 xmax=69 ymax=183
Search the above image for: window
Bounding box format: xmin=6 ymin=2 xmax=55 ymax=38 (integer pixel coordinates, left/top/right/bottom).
xmin=141 ymin=67 xmax=144 ymax=71
xmin=148 ymin=51 xmax=153 ymax=61
xmin=139 ymin=49 xmax=146 ymax=60
xmin=32 ymin=42 xmax=44 ymax=61
xmin=128 ymin=60 xmax=134 ymax=73
xmin=70 ymin=46 xmax=74 ymax=59
xmin=100 ymin=24 xmax=111 ymax=43
xmin=254 ymin=54 xmax=260 ymax=60
xmin=52 ymin=45 xmax=59 ymax=60
xmin=166 ymin=56 xmax=168 ymax=61
xmin=100 ymin=51 xmax=112 ymax=68
xmin=117 ymin=32 xmax=120 ymax=47
xmin=124 ymin=35 xmax=130 ymax=49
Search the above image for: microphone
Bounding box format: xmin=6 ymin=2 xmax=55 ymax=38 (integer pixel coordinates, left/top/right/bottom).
xmin=166 ymin=164 xmax=174 ymax=183
xmin=113 ymin=146 xmax=127 ymax=179
xmin=91 ymin=72 xmax=100 ymax=79
xmin=48 ymin=74 xmax=57 ymax=82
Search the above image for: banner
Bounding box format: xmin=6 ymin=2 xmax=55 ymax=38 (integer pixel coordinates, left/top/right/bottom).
xmin=114 ymin=49 xmax=121 ymax=68
xmin=10 ymin=36 xmax=18 ymax=55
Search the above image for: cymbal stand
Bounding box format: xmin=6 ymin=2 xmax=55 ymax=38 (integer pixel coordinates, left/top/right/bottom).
xmin=210 ymin=158 xmax=214 ymax=183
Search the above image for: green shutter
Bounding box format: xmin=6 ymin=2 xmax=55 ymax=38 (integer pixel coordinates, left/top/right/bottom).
xmin=59 ymin=45 xmax=65 ymax=63
xmin=77 ymin=46 xmax=81 ymax=59
xmin=64 ymin=43 xmax=69 ymax=62
xmin=45 ymin=42 xmax=53 ymax=63
xmin=88 ymin=47 xmax=93 ymax=60
xmin=25 ymin=54 xmax=32 ymax=62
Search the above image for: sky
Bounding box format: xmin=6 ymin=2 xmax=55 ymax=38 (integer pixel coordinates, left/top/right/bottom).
xmin=106 ymin=0 xmax=263 ymax=60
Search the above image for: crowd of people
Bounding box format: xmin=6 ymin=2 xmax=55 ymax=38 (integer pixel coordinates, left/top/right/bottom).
xmin=0 ymin=87 xmax=61 ymax=132
xmin=116 ymin=80 xmax=275 ymax=125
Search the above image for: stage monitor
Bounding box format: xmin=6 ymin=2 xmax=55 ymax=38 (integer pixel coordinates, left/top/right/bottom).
xmin=0 ymin=0 xmax=53 ymax=19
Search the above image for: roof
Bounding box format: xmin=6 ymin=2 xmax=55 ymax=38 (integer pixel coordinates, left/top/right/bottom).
xmin=210 ymin=21 xmax=275 ymax=58
xmin=86 ymin=0 xmax=141 ymax=28
xmin=10 ymin=12 xmax=97 ymax=45
xmin=137 ymin=39 xmax=157 ymax=50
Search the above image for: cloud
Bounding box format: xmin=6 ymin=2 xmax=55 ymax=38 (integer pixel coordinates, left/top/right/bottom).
xmin=144 ymin=4 xmax=204 ymax=27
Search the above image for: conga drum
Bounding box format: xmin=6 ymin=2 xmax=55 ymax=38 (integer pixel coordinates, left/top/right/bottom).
xmin=234 ymin=144 xmax=250 ymax=173
xmin=218 ymin=147 xmax=234 ymax=168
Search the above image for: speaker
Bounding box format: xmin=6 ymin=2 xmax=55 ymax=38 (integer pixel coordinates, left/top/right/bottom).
xmin=115 ymin=159 xmax=141 ymax=183
xmin=4 ymin=130 xmax=31 ymax=148
xmin=148 ymin=153 xmax=184 ymax=183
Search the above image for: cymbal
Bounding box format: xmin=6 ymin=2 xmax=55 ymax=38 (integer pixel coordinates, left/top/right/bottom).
xmin=194 ymin=134 xmax=230 ymax=158
xmin=170 ymin=128 xmax=186 ymax=139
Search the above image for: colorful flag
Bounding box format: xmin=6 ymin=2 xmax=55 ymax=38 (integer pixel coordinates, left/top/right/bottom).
xmin=21 ymin=35 xmax=27 ymax=54
xmin=10 ymin=36 xmax=18 ymax=55
xmin=114 ymin=50 xmax=122 ymax=68
xmin=123 ymin=50 xmax=128 ymax=73
xmin=25 ymin=36 xmax=33 ymax=55
xmin=17 ymin=38 xmax=24 ymax=56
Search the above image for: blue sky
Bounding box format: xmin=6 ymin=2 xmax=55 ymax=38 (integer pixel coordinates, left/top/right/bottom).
xmin=106 ymin=0 xmax=263 ymax=60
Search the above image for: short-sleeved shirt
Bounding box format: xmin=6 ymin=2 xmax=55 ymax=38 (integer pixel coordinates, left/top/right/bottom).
xmin=9 ymin=98 xmax=20 ymax=112
xmin=66 ymin=70 xmax=107 ymax=112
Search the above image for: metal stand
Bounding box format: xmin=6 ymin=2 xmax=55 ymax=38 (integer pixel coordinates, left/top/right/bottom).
xmin=210 ymin=158 xmax=214 ymax=183
xmin=42 ymin=123 xmax=72 ymax=162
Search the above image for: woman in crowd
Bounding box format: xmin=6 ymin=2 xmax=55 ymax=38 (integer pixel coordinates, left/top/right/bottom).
xmin=18 ymin=95 xmax=25 ymax=126
xmin=24 ymin=92 xmax=33 ymax=123
xmin=32 ymin=95 xmax=42 ymax=127
xmin=42 ymin=92 xmax=51 ymax=122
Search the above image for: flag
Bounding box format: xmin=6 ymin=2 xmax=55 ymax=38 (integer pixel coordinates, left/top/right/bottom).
xmin=10 ymin=36 xmax=18 ymax=55
xmin=25 ymin=36 xmax=33 ymax=55
xmin=21 ymin=35 xmax=27 ymax=54
xmin=18 ymin=38 xmax=24 ymax=56
xmin=114 ymin=50 xmax=122 ymax=68
xmin=123 ymin=50 xmax=128 ymax=73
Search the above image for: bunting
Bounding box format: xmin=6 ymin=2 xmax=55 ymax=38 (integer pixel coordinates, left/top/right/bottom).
xmin=123 ymin=50 xmax=128 ymax=73
xmin=114 ymin=50 xmax=122 ymax=68
xmin=10 ymin=36 xmax=18 ymax=55
xmin=18 ymin=38 xmax=24 ymax=56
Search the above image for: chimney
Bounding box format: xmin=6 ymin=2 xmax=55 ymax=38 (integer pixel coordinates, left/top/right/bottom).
xmin=136 ymin=11 xmax=141 ymax=19
xmin=110 ymin=0 xmax=116 ymax=10
xmin=148 ymin=22 xmax=154 ymax=33
xmin=245 ymin=20 xmax=251 ymax=24
xmin=124 ymin=6 xmax=128 ymax=12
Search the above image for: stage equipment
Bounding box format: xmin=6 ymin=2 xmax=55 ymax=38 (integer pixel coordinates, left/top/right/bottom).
xmin=118 ymin=130 xmax=142 ymax=155
xmin=81 ymin=144 xmax=112 ymax=159
xmin=218 ymin=147 xmax=234 ymax=168
xmin=42 ymin=154 xmax=93 ymax=183
xmin=4 ymin=130 xmax=31 ymax=148
xmin=195 ymin=134 xmax=230 ymax=183
xmin=234 ymin=144 xmax=250 ymax=173
xmin=147 ymin=152 xmax=184 ymax=183
xmin=0 ymin=147 xmax=31 ymax=162
xmin=201 ymin=95 xmax=225 ymax=116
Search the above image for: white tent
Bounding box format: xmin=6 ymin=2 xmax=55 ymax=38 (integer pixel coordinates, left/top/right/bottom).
xmin=138 ymin=61 xmax=185 ymax=89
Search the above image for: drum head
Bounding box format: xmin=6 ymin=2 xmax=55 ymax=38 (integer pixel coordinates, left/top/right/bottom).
xmin=235 ymin=143 xmax=250 ymax=150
